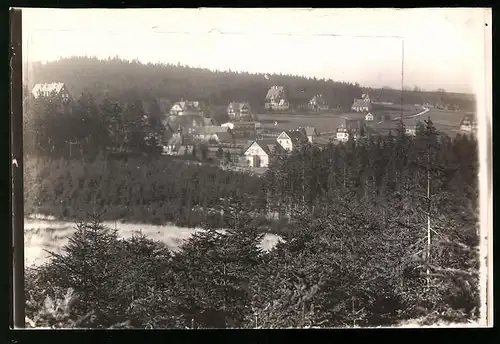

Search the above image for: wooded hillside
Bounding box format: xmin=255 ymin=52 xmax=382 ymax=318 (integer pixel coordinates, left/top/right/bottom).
xmin=27 ymin=57 xmax=476 ymax=112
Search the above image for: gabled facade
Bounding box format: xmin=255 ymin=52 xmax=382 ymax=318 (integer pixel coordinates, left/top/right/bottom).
xmin=276 ymin=130 xmax=308 ymax=151
xmin=227 ymin=102 xmax=252 ymax=121
xmin=31 ymin=82 xmax=72 ymax=102
xmin=365 ymin=112 xmax=374 ymax=121
xmin=308 ymin=94 xmax=329 ymax=112
xmin=265 ymin=86 xmax=290 ymax=111
xmin=351 ymin=93 xmax=372 ymax=113
xmin=298 ymin=126 xmax=319 ymax=144
xmin=243 ymin=139 xmax=283 ymax=168
xmin=243 ymin=141 xmax=271 ymax=168
xmin=459 ymin=114 xmax=477 ymax=133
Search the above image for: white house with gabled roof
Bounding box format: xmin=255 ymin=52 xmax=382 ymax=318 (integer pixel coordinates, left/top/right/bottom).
xmin=31 ymin=82 xmax=72 ymax=101
xmin=276 ymin=130 xmax=309 ymax=151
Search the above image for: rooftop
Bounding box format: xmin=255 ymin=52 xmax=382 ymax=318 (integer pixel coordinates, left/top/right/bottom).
xmin=31 ymin=82 xmax=66 ymax=97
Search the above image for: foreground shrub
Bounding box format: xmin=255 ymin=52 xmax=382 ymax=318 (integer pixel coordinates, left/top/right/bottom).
xmin=32 ymin=213 xmax=172 ymax=328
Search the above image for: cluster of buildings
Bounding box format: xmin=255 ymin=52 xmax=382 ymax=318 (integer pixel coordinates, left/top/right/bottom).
xmin=242 ymin=127 xmax=318 ymax=168
xmin=29 ymin=82 xmax=478 ymax=171
xmin=351 ymin=93 xmax=372 ymax=112
xmin=334 ymin=118 xmax=419 ymax=143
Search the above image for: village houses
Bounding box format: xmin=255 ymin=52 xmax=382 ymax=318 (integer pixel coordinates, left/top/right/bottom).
xmin=351 ymin=93 xmax=372 ymax=113
xmin=298 ymin=127 xmax=319 ymax=144
xmin=265 ymin=86 xmax=290 ymax=111
xmin=276 ymin=130 xmax=309 ymax=151
xmin=242 ymin=139 xmax=285 ymax=168
xmin=31 ymin=82 xmax=72 ymax=102
xmin=336 ymin=119 xmax=367 ymax=142
xmin=308 ymin=94 xmax=329 ymax=112
xmin=242 ymin=126 xmax=316 ymax=169
xmin=227 ymin=102 xmax=253 ymax=121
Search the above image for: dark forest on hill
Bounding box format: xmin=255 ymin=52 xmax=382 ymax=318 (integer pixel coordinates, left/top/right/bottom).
xmin=27 ymin=57 xmax=476 ymax=113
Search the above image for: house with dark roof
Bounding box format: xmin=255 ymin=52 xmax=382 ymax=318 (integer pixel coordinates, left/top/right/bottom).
xmin=298 ymin=126 xmax=319 ymax=144
xmin=276 ymin=130 xmax=309 ymax=151
xmin=265 ymin=86 xmax=290 ymax=111
xmin=351 ymin=93 xmax=372 ymax=112
xmin=31 ymin=82 xmax=72 ymax=102
xmin=459 ymin=113 xmax=477 ymax=133
xmin=308 ymin=94 xmax=329 ymax=112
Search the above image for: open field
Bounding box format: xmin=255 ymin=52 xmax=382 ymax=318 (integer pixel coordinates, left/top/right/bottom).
xmin=256 ymin=112 xmax=359 ymax=134
xmin=24 ymin=216 xmax=284 ymax=267
xmin=255 ymin=104 xmax=422 ymax=134
xmin=401 ymin=109 xmax=467 ymax=136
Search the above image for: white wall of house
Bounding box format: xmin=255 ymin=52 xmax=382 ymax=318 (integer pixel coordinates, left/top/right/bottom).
xmin=365 ymin=113 xmax=374 ymax=121
xmin=243 ymin=142 xmax=269 ymax=168
xmin=277 ymin=135 xmax=293 ymax=151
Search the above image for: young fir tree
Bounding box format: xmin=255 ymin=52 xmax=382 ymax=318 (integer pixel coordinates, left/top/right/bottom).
xmin=41 ymin=213 xmax=124 ymax=327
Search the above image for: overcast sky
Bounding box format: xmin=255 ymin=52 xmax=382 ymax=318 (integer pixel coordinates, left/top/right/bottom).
xmin=22 ymin=8 xmax=491 ymax=94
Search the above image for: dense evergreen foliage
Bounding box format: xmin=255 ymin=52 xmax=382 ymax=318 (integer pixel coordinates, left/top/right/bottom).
xmin=23 ymin=93 xmax=166 ymax=159
xmin=24 ymin=156 xmax=264 ymax=228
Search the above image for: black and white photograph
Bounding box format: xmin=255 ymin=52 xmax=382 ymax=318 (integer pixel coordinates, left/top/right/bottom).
xmin=12 ymin=7 xmax=492 ymax=329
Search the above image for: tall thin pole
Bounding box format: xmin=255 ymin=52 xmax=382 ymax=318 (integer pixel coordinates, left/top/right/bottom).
xmin=426 ymin=116 xmax=431 ymax=288
xmin=10 ymin=8 xmax=25 ymax=328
